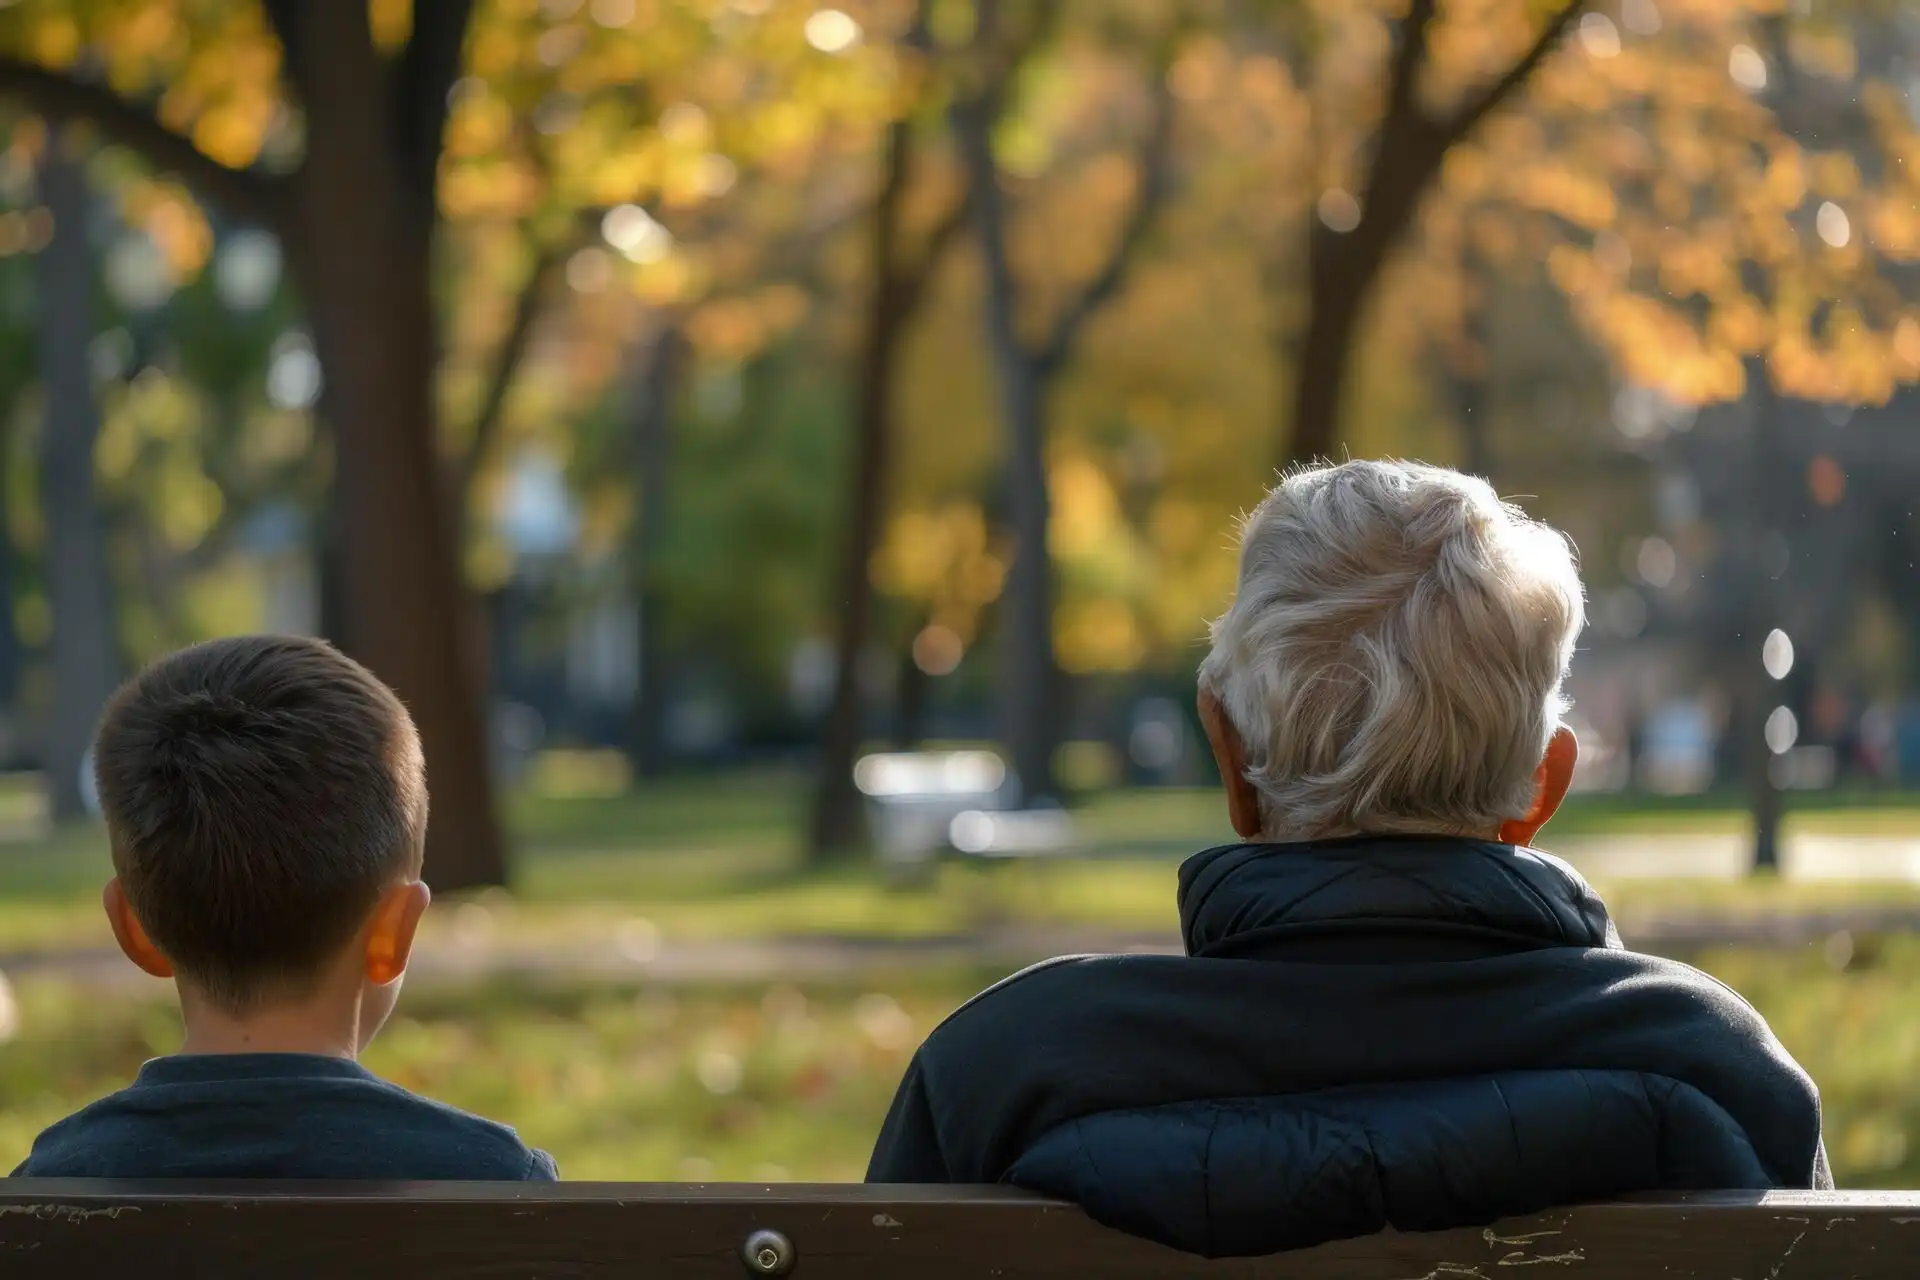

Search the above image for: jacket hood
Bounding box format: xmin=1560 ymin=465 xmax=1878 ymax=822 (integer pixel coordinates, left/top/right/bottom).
xmin=1177 ymin=836 xmax=1622 ymax=959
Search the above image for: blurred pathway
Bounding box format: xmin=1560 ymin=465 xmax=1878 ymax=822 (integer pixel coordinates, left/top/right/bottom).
xmin=1550 ymin=832 xmax=1920 ymax=881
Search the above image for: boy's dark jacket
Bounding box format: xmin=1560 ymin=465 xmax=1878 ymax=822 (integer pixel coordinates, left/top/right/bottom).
xmin=866 ymin=837 xmax=1830 ymax=1257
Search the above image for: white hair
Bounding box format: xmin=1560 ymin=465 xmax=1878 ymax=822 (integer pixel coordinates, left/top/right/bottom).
xmin=1199 ymin=460 xmax=1585 ymax=840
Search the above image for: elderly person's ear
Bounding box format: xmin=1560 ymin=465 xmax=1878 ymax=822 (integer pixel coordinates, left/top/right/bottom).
xmin=1199 ymin=688 xmax=1265 ymax=840
xmin=1498 ymin=727 xmax=1578 ymax=847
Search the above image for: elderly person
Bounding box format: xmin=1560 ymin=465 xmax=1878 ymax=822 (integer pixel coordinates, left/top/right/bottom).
xmin=866 ymin=460 xmax=1827 ymax=1257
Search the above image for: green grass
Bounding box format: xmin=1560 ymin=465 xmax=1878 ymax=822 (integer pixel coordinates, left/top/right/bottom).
xmin=2 ymin=939 xmax=1917 ymax=1186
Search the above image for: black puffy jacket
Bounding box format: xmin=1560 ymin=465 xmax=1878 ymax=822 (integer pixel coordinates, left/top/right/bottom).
xmin=866 ymin=837 xmax=1829 ymax=1257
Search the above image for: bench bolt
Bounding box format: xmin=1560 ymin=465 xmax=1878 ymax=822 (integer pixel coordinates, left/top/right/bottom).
xmin=742 ymin=1228 xmax=796 ymax=1276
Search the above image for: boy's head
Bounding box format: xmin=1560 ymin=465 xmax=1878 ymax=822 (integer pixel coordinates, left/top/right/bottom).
xmin=93 ymin=635 xmax=430 ymax=1029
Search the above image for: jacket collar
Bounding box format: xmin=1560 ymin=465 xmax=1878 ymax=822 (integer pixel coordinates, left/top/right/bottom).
xmin=1177 ymin=835 xmax=1621 ymax=960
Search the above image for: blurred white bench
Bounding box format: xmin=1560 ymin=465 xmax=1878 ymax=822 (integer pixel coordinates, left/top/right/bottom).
xmin=854 ymin=751 xmax=1074 ymax=871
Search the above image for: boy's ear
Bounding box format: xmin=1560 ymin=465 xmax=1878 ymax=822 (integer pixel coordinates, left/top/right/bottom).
xmin=102 ymin=879 xmax=173 ymax=979
xmin=364 ymin=881 xmax=431 ymax=986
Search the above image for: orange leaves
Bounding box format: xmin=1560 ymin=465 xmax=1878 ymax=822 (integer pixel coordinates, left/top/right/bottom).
xmin=1511 ymin=160 xmax=1617 ymax=230
xmin=1761 ymin=142 xmax=1807 ymax=210
xmin=685 ymin=285 xmax=807 ymax=358
xmin=1808 ymin=151 xmax=1861 ymax=202
xmin=1706 ymin=295 xmax=1769 ymax=356
xmin=871 ymin=505 xmax=1007 ymax=639
xmin=1892 ymin=318 xmax=1920 ymax=381
xmin=1658 ymin=233 xmax=1737 ymax=298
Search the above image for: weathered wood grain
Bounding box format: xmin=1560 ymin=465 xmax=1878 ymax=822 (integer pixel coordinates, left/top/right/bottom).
xmin=0 ymin=1184 xmax=1912 ymax=1278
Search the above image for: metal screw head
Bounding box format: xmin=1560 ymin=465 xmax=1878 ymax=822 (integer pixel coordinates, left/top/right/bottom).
xmin=741 ymin=1228 xmax=796 ymax=1277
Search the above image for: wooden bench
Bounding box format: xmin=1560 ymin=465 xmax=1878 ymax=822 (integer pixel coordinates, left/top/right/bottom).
xmin=1 ymin=1184 xmax=1913 ymax=1277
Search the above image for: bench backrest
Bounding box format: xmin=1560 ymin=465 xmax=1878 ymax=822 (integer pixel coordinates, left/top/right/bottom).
xmin=1 ymin=1185 xmax=1913 ymax=1277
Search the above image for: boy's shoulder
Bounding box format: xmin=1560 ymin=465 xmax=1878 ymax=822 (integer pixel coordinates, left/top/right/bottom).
xmin=13 ymin=1055 xmax=556 ymax=1181
xmin=349 ymin=1070 xmax=558 ymax=1177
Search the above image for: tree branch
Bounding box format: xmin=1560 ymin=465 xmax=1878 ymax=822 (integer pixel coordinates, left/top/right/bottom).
xmin=452 ymin=212 xmax=595 ymax=506
xmin=393 ymin=0 xmax=476 ymax=218
xmin=0 ymin=57 xmax=288 ymax=229
xmin=1034 ymin=77 xmax=1176 ymax=380
xmin=1381 ymin=0 xmax=1440 ymax=146
xmin=897 ymin=195 xmax=971 ymax=317
xmin=260 ymin=0 xmax=313 ymax=100
xmin=1436 ymin=0 xmax=1586 ymax=148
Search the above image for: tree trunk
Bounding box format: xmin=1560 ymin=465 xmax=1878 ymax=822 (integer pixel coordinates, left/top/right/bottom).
xmin=629 ymin=323 xmax=688 ymax=779
xmin=960 ymin=113 xmax=1060 ymax=805
xmin=284 ymin=13 xmax=505 ymax=891
xmin=808 ymin=119 xmax=930 ymax=860
xmin=1747 ymin=374 xmax=1784 ymax=874
xmin=37 ymin=138 xmax=118 ymax=821
xmin=1450 ymin=265 xmax=1496 ymax=481
xmin=0 ymin=409 xmax=23 ymax=716
xmin=891 ymin=615 xmax=933 ymax=751
xmin=1281 ymin=228 xmax=1378 ymax=469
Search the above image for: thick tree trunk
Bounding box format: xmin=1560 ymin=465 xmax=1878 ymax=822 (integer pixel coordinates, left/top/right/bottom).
xmin=629 ymin=323 xmax=688 ymax=779
xmin=285 ymin=11 xmax=505 ymax=890
xmin=297 ymin=246 xmax=504 ymax=889
xmin=37 ymin=140 xmax=118 ymax=821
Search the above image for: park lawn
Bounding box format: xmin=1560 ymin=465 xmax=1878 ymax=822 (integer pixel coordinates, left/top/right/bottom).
xmin=1 ymin=936 xmax=1917 ymax=1187
xmin=7 ymin=776 xmax=1920 ymax=953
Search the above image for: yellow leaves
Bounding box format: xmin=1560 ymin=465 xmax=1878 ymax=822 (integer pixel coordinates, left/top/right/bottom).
xmin=1236 ymin=53 xmax=1296 ymax=111
xmin=1762 ymin=143 xmax=1806 ymax=210
xmin=447 ymin=91 xmax=516 ymax=159
xmin=118 ymin=181 xmax=212 ymax=281
xmin=191 ymin=98 xmax=273 ymax=170
xmin=1169 ymin=35 xmax=1229 ymax=104
xmin=1892 ymin=318 xmax=1920 ymax=382
xmin=144 ymin=185 xmax=211 ymax=279
xmin=438 ymin=160 xmax=542 ymax=218
xmin=371 ymin=0 xmax=414 ymax=54
xmin=467 ymin=21 xmax=524 ymax=78
xmin=1866 ymin=197 xmax=1920 ymax=263
xmin=1809 ymin=151 xmax=1861 ymax=201
xmin=1056 ymin=598 xmax=1144 ymax=675
xmin=156 ymin=466 xmax=226 ymax=553
xmin=1581 ymin=291 xmax=1744 ymax=405
xmin=1658 ymin=234 xmax=1736 ymax=298
xmin=1765 ymin=303 xmax=1906 ymax=407
xmin=1786 ymin=24 xmax=1856 ymax=84
xmin=1511 ymin=161 xmax=1616 ymax=231
xmin=28 ymin=12 xmax=79 ymax=68
xmin=1048 ymin=456 xmax=1121 ymax=563
xmin=1706 ymin=296 xmax=1769 ymax=356
xmin=685 ymin=294 xmax=770 ymax=358
xmin=871 ymin=505 xmax=1005 ymax=618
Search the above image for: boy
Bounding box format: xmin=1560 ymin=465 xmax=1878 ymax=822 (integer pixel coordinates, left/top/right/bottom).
xmin=14 ymin=635 xmax=556 ymax=1179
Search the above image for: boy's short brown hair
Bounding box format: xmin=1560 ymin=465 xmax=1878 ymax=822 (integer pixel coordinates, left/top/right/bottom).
xmin=93 ymin=635 xmax=428 ymax=1010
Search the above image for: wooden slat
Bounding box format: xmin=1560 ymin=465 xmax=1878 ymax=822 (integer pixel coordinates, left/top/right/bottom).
xmin=0 ymin=1185 xmax=1914 ymax=1278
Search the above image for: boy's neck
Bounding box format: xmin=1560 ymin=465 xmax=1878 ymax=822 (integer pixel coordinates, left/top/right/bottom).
xmin=176 ymin=986 xmax=362 ymax=1060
